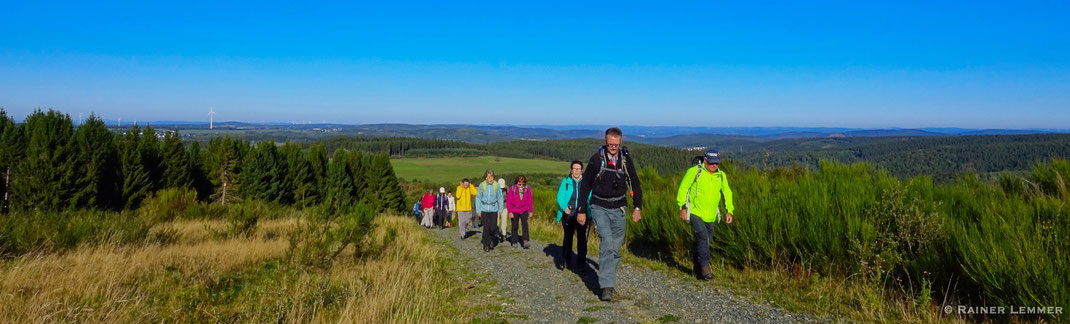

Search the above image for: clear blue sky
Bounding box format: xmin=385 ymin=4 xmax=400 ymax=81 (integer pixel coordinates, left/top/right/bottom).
xmin=2 ymin=1 xmax=1068 ymax=128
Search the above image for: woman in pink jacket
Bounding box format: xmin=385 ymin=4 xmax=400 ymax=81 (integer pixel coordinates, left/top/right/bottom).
xmin=507 ymin=175 xmax=534 ymax=249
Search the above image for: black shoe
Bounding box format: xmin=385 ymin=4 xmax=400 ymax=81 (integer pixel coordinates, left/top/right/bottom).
xmin=522 ymin=241 xmax=530 ymax=249
xmin=600 ymin=287 xmax=615 ymax=301
xmin=483 ymin=246 xmax=490 ymax=252
xmin=511 ymin=242 xmax=517 ymax=248
xmin=564 ymin=257 xmax=574 ymax=270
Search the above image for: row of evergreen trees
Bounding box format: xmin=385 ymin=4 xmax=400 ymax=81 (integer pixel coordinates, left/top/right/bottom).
xmin=0 ymin=109 xmax=406 ymax=214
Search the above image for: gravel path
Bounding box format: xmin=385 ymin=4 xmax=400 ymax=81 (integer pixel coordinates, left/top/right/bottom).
xmin=429 ymin=225 xmax=827 ymax=323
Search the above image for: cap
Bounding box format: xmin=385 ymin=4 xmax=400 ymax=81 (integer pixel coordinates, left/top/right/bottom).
xmin=704 ymin=149 xmax=721 ymax=164
xmin=439 ymin=187 xmax=445 ymax=193
xmin=497 ymin=178 xmax=506 ymax=188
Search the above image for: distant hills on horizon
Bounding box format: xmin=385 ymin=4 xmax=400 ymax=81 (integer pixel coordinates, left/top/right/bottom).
xmin=108 ymin=120 xmax=1070 ymax=147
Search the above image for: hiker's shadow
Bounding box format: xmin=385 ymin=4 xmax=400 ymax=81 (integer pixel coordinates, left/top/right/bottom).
xmin=626 ymin=239 xmax=693 ymax=275
xmin=543 ymin=244 xmax=601 ymax=297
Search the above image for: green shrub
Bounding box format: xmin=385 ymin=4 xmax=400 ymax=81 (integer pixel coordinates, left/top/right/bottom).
xmin=287 ymin=203 xmax=377 ymax=269
xmin=0 ymin=209 xmax=149 ymax=257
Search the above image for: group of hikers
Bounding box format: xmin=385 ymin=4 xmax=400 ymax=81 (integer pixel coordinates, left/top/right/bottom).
xmin=412 ymin=127 xmax=735 ymax=302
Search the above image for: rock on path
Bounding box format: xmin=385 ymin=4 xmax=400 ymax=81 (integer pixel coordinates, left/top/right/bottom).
xmin=429 ymin=226 xmax=826 ymax=323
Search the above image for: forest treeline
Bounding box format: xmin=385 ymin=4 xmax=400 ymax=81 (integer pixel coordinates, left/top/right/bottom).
xmin=0 ymin=109 xmax=406 ymax=215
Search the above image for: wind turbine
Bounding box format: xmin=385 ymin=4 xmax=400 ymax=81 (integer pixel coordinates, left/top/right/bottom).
xmin=209 ymin=106 xmax=217 ymax=129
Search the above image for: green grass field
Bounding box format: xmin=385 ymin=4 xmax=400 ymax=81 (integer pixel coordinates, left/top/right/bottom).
xmin=392 ymin=156 xmax=567 ymax=184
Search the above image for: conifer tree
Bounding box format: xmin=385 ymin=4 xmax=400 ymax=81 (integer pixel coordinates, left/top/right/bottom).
xmin=241 ymin=141 xmax=286 ymax=203
xmin=0 ymin=109 xmax=25 ymax=213
xmin=10 ymin=109 xmax=79 ymax=211
xmin=325 ymin=148 xmax=355 ymax=212
xmin=205 ymin=136 xmax=243 ymax=205
xmin=306 ymin=144 xmax=329 ymax=206
xmin=139 ymin=124 xmax=162 ymax=190
xmin=282 ymin=142 xmax=315 ymax=207
xmin=71 ymin=114 xmax=119 ymax=210
xmin=160 ymin=130 xmax=194 ymax=190
xmin=117 ymin=125 xmax=151 ymax=210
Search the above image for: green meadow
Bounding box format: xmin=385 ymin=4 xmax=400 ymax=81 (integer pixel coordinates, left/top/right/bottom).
xmin=391 ymin=156 xmax=568 ymax=184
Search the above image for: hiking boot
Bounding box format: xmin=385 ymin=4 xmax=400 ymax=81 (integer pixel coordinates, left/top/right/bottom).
xmin=701 ymin=265 xmax=713 ymax=280
xmin=522 ymin=241 xmax=530 ymax=249
xmin=600 ymin=287 xmax=615 ymax=301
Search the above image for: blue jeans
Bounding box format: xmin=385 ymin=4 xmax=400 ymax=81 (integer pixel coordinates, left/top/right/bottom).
xmin=589 ymin=204 xmax=626 ymax=289
xmin=690 ymin=215 xmax=716 ymax=273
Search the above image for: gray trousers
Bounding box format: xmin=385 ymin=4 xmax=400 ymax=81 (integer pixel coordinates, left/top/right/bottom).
xmin=589 ymin=204 xmax=627 ymax=289
xmin=690 ymin=215 xmax=716 ymax=272
xmin=457 ymin=210 xmax=473 ymax=238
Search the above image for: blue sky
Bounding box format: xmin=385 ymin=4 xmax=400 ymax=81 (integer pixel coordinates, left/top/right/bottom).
xmin=1 ymin=1 xmax=1068 ymax=128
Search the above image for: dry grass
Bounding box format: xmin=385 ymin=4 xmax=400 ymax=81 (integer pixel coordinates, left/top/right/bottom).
xmin=0 ymin=214 xmax=473 ymax=323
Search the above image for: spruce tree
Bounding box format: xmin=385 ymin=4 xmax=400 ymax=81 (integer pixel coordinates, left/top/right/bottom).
xmin=70 ymin=114 xmax=119 ymax=210
xmin=160 ymin=130 xmax=194 ymax=190
xmin=187 ymin=140 xmax=213 ymax=200
xmin=346 ymin=150 xmax=367 ymax=202
xmin=371 ymin=154 xmax=406 ymax=213
xmin=282 ymin=142 xmax=315 ymax=207
xmin=205 ymin=136 xmax=242 ymax=205
xmin=117 ymin=125 xmax=151 ymax=210
xmin=325 ymin=148 xmax=355 ymax=212
xmin=241 ymin=141 xmax=286 ymax=203
xmin=139 ymin=124 xmax=162 ymax=191
xmin=306 ymin=144 xmax=329 ymax=206
xmin=10 ymin=109 xmax=79 ymax=211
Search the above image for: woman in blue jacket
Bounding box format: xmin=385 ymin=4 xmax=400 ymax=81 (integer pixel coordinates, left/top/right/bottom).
xmin=556 ymin=160 xmax=590 ymax=273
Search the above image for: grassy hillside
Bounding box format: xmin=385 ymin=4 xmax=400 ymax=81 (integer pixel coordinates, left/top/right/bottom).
xmin=392 ymin=156 xmax=569 ymax=184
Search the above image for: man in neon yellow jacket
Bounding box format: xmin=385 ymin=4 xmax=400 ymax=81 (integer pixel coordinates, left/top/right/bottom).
xmin=676 ymin=149 xmax=734 ymax=280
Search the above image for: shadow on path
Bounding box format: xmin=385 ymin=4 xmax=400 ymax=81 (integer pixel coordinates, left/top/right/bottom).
xmin=544 ymin=244 xmax=601 ymax=297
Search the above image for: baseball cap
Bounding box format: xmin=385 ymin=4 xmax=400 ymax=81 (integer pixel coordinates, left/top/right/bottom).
xmin=704 ymin=149 xmax=721 ymax=164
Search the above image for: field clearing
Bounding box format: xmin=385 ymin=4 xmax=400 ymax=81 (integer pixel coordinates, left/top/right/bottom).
xmin=0 ymin=215 xmax=475 ymax=323
xmin=392 ymin=156 xmax=568 ymax=184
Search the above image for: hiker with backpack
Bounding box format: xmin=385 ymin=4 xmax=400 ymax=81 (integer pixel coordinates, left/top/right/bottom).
xmin=434 ymin=187 xmax=450 ymax=229
xmin=507 ymin=175 xmax=534 ymax=249
xmin=420 ymin=189 xmax=435 ymax=228
xmin=455 ymin=179 xmax=478 ymax=239
xmin=476 ymin=170 xmax=505 ymax=252
xmin=446 ymin=192 xmax=455 ymax=228
xmin=576 ymin=127 xmax=644 ymax=302
xmin=497 ymin=178 xmax=509 ymax=243
xmin=556 ymin=160 xmax=590 ymax=273
xmin=676 ymin=149 xmax=735 ymax=280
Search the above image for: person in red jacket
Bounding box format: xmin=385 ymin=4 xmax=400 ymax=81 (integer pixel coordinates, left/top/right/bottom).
xmin=420 ymin=190 xmax=435 ymax=228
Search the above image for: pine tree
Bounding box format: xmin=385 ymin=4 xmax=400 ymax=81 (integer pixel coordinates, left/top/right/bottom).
xmin=117 ymin=125 xmax=151 ymax=210
xmin=70 ymin=114 xmax=119 ymax=210
xmin=11 ymin=109 xmax=79 ymax=211
xmin=160 ymin=130 xmax=194 ymax=190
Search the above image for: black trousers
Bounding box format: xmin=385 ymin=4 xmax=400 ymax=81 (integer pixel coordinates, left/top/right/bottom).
xmin=561 ymin=211 xmax=588 ymax=265
xmin=480 ymin=212 xmax=499 ymax=249
xmin=510 ymin=211 xmax=531 ymax=244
